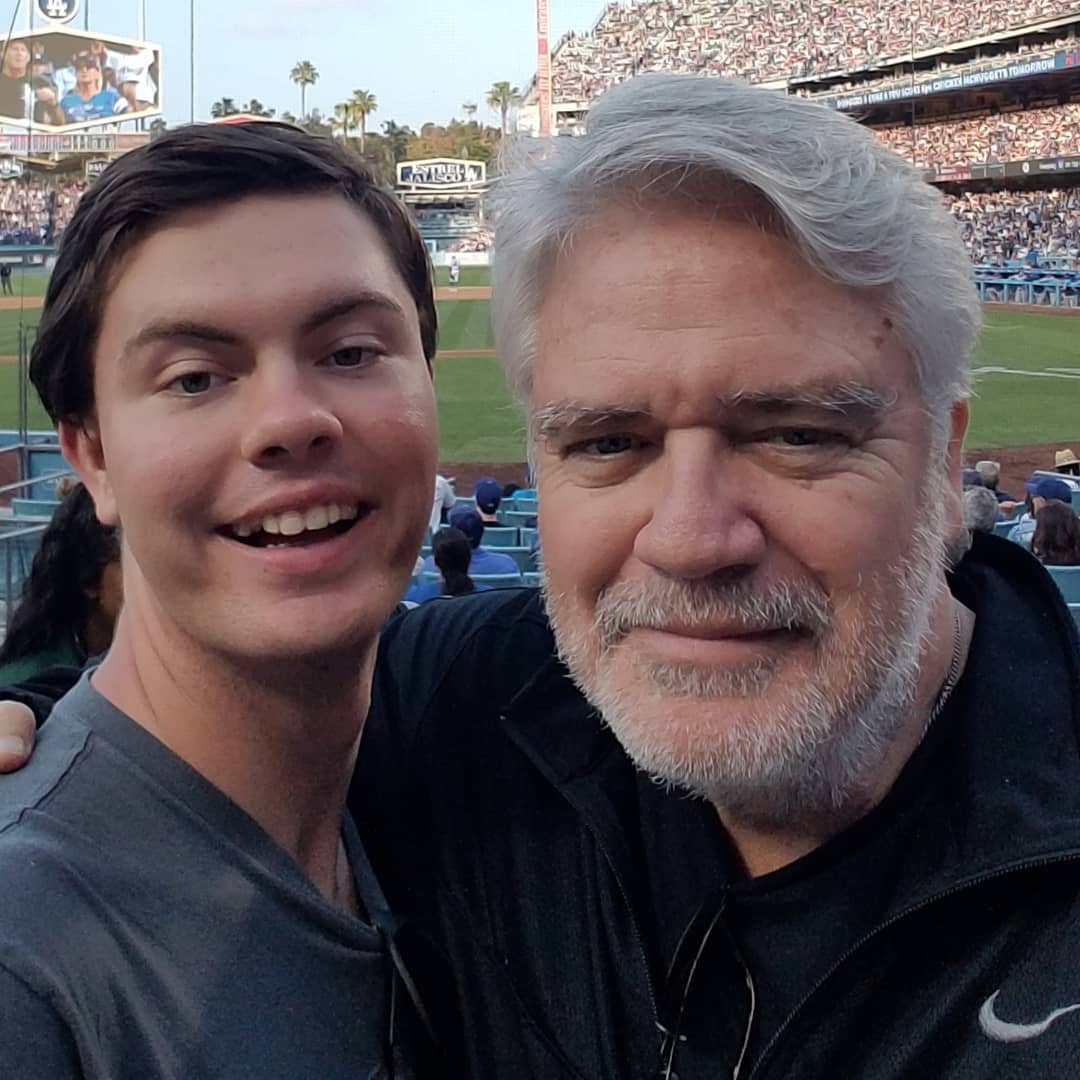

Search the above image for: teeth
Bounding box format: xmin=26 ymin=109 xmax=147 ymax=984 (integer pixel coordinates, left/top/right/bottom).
xmin=304 ymin=506 xmax=329 ymax=531
xmin=279 ymin=512 xmax=306 ymax=537
xmin=234 ymin=503 xmax=360 ymax=541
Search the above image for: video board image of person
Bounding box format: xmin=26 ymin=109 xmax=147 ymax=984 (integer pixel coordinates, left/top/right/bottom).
xmin=0 ymin=31 xmax=159 ymax=129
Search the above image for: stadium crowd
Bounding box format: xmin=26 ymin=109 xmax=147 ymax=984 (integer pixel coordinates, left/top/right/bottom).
xmin=0 ymin=176 xmax=86 ymax=244
xmin=874 ymin=103 xmax=1080 ymax=167
xmin=548 ymin=0 xmax=1080 ymax=98
xmin=947 ymin=187 xmax=1080 ymax=263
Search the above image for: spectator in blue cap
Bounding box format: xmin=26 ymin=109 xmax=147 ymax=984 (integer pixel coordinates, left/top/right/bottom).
xmin=420 ymin=508 xmax=520 ymax=578
xmin=1007 ymin=475 xmax=1074 ymax=549
xmin=473 ymin=476 xmax=503 ymax=524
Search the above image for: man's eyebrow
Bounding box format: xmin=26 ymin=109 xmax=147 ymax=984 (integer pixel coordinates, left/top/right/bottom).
xmin=726 ymin=382 xmax=893 ymax=417
xmin=531 ymin=401 xmax=653 ymax=440
xmin=123 ymin=318 xmax=241 ymax=355
xmin=298 ymin=290 xmax=407 ymax=334
xmin=121 ymin=291 xmax=409 ymax=357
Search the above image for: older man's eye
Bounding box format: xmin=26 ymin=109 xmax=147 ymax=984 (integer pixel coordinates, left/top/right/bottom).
xmin=769 ymin=428 xmax=851 ymax=448
xmin=573 ymin=434 xmax=641 ymax=457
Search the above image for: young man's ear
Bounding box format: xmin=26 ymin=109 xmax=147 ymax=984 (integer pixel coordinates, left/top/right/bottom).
xmin=59 ymin=419 xmax=119 ymax=526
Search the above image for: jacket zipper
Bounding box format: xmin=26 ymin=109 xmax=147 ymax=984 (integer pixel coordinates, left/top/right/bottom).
xmin=748 ymin=850 xmax=1080 ymax=1079
xmin=498 ymin=712 xmax=663 ymax=1076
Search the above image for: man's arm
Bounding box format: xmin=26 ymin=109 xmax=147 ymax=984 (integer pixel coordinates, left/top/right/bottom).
xmin=0 ymin=967 xmax=83 ymax=1078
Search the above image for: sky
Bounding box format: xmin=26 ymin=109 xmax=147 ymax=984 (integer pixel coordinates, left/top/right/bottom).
xmin=31 ymin=0 xmax=607 ymax=130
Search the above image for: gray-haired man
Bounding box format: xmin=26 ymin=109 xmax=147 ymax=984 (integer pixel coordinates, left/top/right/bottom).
xmin=2 ymin=74 xmax=1079 ymax=1079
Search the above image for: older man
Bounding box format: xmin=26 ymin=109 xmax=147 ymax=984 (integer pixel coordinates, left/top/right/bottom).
xmin=2 ymin=75 xmax=1079 ymax=1079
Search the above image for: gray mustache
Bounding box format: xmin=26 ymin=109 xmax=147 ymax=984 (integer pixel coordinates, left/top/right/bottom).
xmin=594 ymin=576 xmax=833 ymax=649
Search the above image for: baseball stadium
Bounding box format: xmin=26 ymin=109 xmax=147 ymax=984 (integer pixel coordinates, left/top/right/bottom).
xmin=0 ymin=1 xmax=1078 ymax=601
xmin=1 ymin=1 xmax=1080 ymax=1073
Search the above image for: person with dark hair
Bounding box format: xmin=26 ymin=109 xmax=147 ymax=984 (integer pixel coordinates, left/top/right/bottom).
xmin=419 ymin=507 xmax=519 ymax=577
xmin=404 ymin=527 xmax=488 ymax=604
xmin=501 ymin=482 xmax=521 ymax=501
xmin=1008 ymin=474 xmax=1074 ymax=548
xmin=0 ymin=121 xmax=438 ymax=1077
xmin=432 ymin=527 xmax=477 ymax=596
xmin=0 ymin=483 xmax=121 ymax=685
xmin=1032 ymin=502 xmax=1080 ymax=566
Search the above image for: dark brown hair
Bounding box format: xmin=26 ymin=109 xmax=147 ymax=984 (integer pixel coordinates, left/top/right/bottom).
xmin=31 ymin=121 xmax=437 ymax=423
xmin=1032 ymin=501 xmax=1080 ymax=567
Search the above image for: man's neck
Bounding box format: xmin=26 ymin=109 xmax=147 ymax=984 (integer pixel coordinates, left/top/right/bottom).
xmin=92 ymin=613 xmax=375 ymax=911
xmin=720 ymin=593 xmax=974 ymax=879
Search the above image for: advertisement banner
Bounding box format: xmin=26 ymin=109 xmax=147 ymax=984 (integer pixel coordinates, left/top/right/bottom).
xmin=0 ymin=26 xmax=161 ymax=132
xmin=397 ymin=158 xmax=487 ymax=189
xmin=0 ymin=131 xmax=145 ymax=154
xmin=831 ymin=55 xmax=1057 ymax=111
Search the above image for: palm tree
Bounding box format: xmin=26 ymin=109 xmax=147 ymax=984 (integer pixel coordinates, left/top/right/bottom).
xmin=333 ymin=100 xmax=357 ymax=140
xmin=241 ymin=99 xmax=275 ymax=118
xmin=486 ymin=81 xmax=521 ymax=137
xmin=210 ymin=97 xmax=239 ymax=119
xmin=290 ymin=60 xmax=319 ymax=119
xmin=381 ymin=120 xmax=412 ymax=165
xmin=462 ymin=101 xmax=478 ymax=124
xmin=350 ymin=89 xmax=378 ymax=153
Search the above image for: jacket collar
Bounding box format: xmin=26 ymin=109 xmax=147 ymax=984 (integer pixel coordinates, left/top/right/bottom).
xmin=501 ymin=534 xmax=1080 ymax=902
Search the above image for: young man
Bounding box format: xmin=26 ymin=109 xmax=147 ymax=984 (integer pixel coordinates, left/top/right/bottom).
xmin=0 ymin=123 xmax=438 ymax=1078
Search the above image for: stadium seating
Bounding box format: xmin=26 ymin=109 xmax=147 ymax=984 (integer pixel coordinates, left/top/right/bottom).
xmin=544 ymin=0 xmax=1080 ymax=102
xmin=500 ymin=511 xmax=536 ymax=530
xmin=1070 ymin=604 xmax=1080 ymax=630
xmin=523 ymin=572 xmax=542 ymax=587
xmin=422 ymin=571 xmax=523 ymax=589
xmin=480 ymin=526 xmax=519 ymax=547
xmin=1048 ymin=566 xmax=1080 ymax=604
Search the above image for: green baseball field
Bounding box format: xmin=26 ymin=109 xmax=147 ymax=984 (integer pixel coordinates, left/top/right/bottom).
xmin=1 ymin=267 xmax=1076 ymax=473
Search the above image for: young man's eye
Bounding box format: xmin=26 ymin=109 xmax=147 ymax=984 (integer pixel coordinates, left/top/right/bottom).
xmin=167 ymin=371 xmax=224 ymax=396
xmin=323 ymin=347 xmax=380 ymax=369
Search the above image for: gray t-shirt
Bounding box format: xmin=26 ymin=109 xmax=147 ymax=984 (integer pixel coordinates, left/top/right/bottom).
xmin=0 ymin=675 xmax=394 ymax=1079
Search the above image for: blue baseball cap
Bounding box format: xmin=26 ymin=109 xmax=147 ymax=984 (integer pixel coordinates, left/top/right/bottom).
xmin=1025 ymin=475 xmax=1073 ymax=504
xmin=447 ymin=507 xmax=484 ymax=547
xmin=473 ymin=476 xmax=502 ymax=514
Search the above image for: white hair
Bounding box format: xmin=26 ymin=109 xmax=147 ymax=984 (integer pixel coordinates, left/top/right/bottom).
xmin=492 ymin=73 xmax=980 ymax=440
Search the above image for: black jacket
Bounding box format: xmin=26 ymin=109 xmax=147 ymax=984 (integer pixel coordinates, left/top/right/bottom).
xmin=6 ymin=538 xmax=1080 ymax=1077
xmin=356 ymin=533 xmax=1080 ymax=1078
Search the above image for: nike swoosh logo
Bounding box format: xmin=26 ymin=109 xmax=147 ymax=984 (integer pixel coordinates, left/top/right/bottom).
xmin=979 ymin=990 xmax=1080 ymax=1043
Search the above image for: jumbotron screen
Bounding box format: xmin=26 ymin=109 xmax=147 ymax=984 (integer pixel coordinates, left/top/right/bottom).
xmin=0 ymin=27 xmax=161 ymax=132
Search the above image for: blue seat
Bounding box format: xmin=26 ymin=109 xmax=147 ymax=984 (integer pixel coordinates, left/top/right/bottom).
xmin=1047 ymin=566 xmax=1080 ymax=604
xmin=453 ymin=496 xmax=475 ymax=511
xmin=521 ymin=527 xmax=538 ymax=549
xmin=423 ymin=571 xmax=523 ymax=589
xmin=523 ymin=572 xmax=542 ymax=587
xmin=10 ymin=498 xmax=59 ymax=519
xmin=992 ymin=519 xmax=1019 ymax=539
xmin=511 ymin=489 xmax=536 ymax=502
xmin=514 ymin=498 xmax=538 ymax=515
xmin=1070 ymin=604 xmax=1080 ymax=631
xmin=482 ymin=526 xmax=519 ymax=548
xmin=497 ymin=547 xmax=534 ymax=572
xmin=501 ymin=511 xmax=536 ymax=529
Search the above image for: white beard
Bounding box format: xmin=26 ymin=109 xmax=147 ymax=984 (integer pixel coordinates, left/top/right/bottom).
xmin=544 ymin=483 xmax=947 ymax=832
